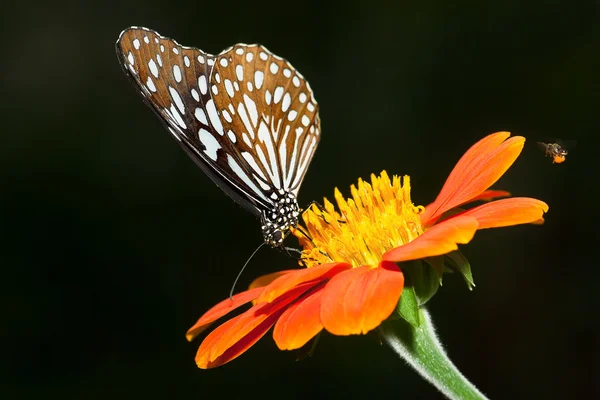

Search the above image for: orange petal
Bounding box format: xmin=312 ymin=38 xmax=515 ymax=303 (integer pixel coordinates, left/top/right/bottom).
xmin=465 ymin=189 xmax=511 ymax=203
xmin=383 ymin=216 xmax=479 ymax=262
xmin=422 ymin=132 xmax=524 ymax=225
xmin=426 ymin=190 xmax=511 ymax=213
xmin=186 ymin=287 xmax=264 ymax=341
xmin=195 ymin=307 xmax=284 ymax=369
xmin=258 ymin=262 xmax=351 ymax=303
xmin=273 ymin=284 xmax=325 ymax=350
xmin=320 ymin=261 xmax=404 ymax=336
xmin=249 ymin=270 xmax=295 ymax=290
xmin=454 ymin=197 xmax=549 ymax=229
xmin=195 ymin=282 xmax=313 ymax=368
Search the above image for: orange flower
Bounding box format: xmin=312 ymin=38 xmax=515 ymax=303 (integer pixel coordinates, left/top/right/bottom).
xmin=187 ymin=132 xmax=548 ymax=368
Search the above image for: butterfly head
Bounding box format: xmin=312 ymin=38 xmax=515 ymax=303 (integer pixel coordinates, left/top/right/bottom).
xmin=261 ymin=190 xmax=300 ymax=247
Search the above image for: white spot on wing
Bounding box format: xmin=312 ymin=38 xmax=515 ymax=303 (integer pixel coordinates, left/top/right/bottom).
xmin=206 ymin=99 xmax=224 ymax=135
xmin=236 ymin=64 xmax=244 ymax=81
xmin=287 ymin=110 xmax=297 ymax=121
xmin=173 ymin=65 xmax=182 ymax=82
xmin=301 ymin=115 xmax=310 ymax=126
xmin=273 ymin=87 xmax=284 ymax=104
xmin=243 ymin=132 xmax=252 ymax=147
xmin=195 ymin=107 xmax=208 ymax=125
xmin=225 ymin=79 xmax=234 ymax=97
xmin=133 ymin=39 xmax=140 ymax=49
xmin=242 ymin=152 xmax=268 ymax=181
xmin=258 ymin=121 xmax=281 ymax=189
xmin=246 ymin=52 xmax=254 ymax=62
xmin=146 ymin=76 xmax=156 ymax=92
xmin=270 ymin=62 xmax=279 ymax=74
xmin=168 ymin=104 xmax=187 ymax=129
xmin=254 ymin=71 xmax=264 ymax=89
xmin=237 ymin=102 xmax=256 ymax=139
xmin=243 ymin=94 xmax=258 ymax=127
xmin=191 ymin=88 xmax=199 ymax=102
xmin=227 ymin=155 xmax=270 ymax=202
xmin=127 ymin=52 xmax=134 ymax=65
xmin=148 ymin=59 xmax=159 ymax=78
xmin=199 ymin=128 xmax=221 ymax=161
xmin=282 ymin=93 xmax=291 ymax=112
xmin=198 ymin=75 xmax=207 ymax=95
xmin=279 ymin=127 xmax=290 ymax=186
xmin=169 ymin=87 xmax=185 ymax=114
xmin=227 ymin=130 xmax=237 ymax=143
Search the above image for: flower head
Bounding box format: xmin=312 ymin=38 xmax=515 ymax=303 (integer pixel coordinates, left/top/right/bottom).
xmin=187 ymin=132 xmax=548 ymax=368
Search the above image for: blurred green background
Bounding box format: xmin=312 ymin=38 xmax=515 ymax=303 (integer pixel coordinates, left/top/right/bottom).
xmin=1 ymin=0 xmax=596 ymax=398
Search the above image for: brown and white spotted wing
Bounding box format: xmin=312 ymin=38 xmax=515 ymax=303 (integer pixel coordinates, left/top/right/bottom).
xmin=117 ymin=27 xmax=276 ymax=215
xmin=210 ymin=45 xmax=321 ymax=198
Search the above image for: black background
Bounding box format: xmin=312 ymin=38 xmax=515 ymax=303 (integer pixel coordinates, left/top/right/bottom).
xmin=2 ymin=1 xmax=597 ymax=398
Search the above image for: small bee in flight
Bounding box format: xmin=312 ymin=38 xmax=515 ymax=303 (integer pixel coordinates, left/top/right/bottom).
xmin=538 ymin=141 xmax=568 ymax=164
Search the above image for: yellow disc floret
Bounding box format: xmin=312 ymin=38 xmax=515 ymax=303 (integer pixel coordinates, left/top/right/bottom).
xmin=293 ymin=171 xmax=424 ymax=268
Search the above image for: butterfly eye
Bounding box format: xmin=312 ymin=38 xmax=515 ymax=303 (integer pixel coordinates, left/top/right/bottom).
xmin=272 ymin=230 xmax=284 ymax=244
xmin=116 ymin=27 xmax=321 ymax=247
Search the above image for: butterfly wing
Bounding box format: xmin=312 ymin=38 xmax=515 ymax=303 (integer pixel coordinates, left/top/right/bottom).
xmin=116 ymin=27 xmax=276 ymax=216
xmin=210 ymin=45 xmax=321 ymax=199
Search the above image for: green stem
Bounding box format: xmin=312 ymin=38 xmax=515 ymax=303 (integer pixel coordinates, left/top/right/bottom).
xmin=379 ymin=308 xmax=488 ymax=400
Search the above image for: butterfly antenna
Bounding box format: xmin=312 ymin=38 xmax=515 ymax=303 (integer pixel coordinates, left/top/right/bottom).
xmin=230 ymin=241 xmax=267 ymax=301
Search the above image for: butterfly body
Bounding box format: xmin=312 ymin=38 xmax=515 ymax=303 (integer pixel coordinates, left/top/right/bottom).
xmin=116 ymin=27 xmax=320 ymax=247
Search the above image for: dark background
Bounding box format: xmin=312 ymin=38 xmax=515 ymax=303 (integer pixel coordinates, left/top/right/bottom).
xmin=2 ymin=0 xmax=597 ymax=398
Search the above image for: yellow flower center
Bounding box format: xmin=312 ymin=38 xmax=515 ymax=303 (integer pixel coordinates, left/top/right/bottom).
xmin=293 ymin=171 xmax=424 ymax=268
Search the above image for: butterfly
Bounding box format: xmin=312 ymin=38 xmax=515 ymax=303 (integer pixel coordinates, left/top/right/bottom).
xmin=115 ymin=27 xmax=321 ymax=247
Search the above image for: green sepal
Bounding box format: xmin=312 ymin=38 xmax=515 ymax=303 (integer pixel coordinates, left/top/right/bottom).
xmin=444 ymin=250 xmax=475 ymax=290
xmin=397 ymin=283 xmax=420 ymax=328
xmin=424 ymin=256 xmax=445 ymax=285
xmin=401 ymin=260 xmax=442 ymax=306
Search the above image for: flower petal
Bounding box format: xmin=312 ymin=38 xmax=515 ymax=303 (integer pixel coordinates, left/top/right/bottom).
xmin=195 ymin=282 xmax=313 ymax=368
xmin=258 ymin=262 xmax=351 ymax=303
xmin=249 ymin=270 xmax=295 ymax=290
xmin=320 ymin=261 xmax=404 ymax=335
xmin=195 ymin=306 xmax=284 ymax=369
xmin=186 ymin=287 xmax=264 ymax=341
xmin=454 ymin=197 xmax=549 ymax=229
xmin=421 ymin=132 xmax=524 ymax=225
xmin=383 ymin=216 xmax=479 ymax=262
xmin=463 ymin=189 xmax=511 ymax=204
xmin=273 ymin=284 xmax=325 ymax=350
